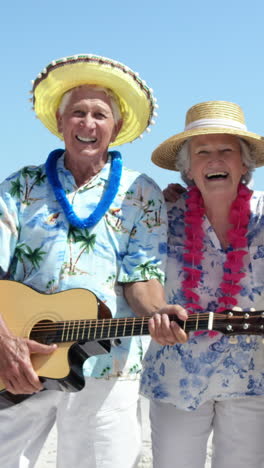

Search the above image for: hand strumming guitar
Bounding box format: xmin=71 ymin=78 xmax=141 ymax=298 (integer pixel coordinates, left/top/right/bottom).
xmin=0 ymin=316 xmax=56 ymax=395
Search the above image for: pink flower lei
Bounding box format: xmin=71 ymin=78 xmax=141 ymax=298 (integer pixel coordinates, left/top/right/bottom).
xmin=182 ymin=183 xmax=252 ymax=336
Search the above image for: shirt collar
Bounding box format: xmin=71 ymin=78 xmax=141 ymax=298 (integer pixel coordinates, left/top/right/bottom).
xmin=57 ymin=152 xmax=112 ymax=190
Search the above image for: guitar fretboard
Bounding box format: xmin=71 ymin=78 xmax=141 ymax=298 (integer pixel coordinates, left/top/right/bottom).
xmin=31 ymin=313 xmax=215 ymax=344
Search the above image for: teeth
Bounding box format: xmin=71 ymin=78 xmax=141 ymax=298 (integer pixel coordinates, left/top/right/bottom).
xmin=76 ymin=136 xmax=96 ymax=143
xmin=206 ymin=172 xmax=228 ymax=179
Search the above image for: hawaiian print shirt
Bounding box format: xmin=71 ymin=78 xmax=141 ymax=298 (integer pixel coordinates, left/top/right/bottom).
xmin=0 ymin=152 xmax=167 ymax=378
xmin=141 ymin=190 xmax=264 ymax=410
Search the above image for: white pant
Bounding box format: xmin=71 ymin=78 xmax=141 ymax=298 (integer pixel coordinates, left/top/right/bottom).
xmin=0 ymin=378 xmax=142 ymax=468
xmin=150 ymin=396 xmax=264 ymax=468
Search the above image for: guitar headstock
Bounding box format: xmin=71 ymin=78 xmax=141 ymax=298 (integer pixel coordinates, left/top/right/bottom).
xmin=215 ymin=309 xmax=264 ymax=335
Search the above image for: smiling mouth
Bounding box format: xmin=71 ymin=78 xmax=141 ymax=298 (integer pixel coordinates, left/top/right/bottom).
xmin=206 ymin=172 xmax=228 ymax=180
xmin=76 ymin=135 xmax=97 ymax=143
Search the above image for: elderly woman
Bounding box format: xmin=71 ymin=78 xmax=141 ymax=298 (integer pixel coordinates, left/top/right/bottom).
xmin=141 ymin=101 xmax=264 ymax=468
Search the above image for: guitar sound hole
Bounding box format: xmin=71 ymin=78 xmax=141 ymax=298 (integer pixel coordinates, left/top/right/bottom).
xmin=30 ymin=320 xmax=56 ymax=345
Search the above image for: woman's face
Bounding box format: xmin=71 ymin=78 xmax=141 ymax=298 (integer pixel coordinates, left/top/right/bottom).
xmin=187 ymin=134 xmax=247 ymax=198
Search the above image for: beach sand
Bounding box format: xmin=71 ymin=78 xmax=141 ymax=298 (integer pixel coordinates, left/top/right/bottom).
xmin=35 ymin=396 xmax=212 ymax=467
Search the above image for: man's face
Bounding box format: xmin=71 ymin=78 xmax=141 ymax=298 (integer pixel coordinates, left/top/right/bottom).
xmin=188 ymin=134 xmax=247 ymax=197
xmin=56 ymin=86 xmax=122 ymax=162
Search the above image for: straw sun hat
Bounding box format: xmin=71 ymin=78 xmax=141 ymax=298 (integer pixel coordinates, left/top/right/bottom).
xmin=31 ymin=54 xmax=158 ymax=147
xmin=152 ymin=100 xmax=264 ymax=171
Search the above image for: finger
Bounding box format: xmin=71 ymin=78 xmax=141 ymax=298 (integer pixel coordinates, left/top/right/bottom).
xmin=148 ymin=314 xmax=171 ymax=345
xmin=159 ymin=312 xmax=188 ymax=345
xmin=7 ymin=352 xmax=43 ymax=393
xmin=149 ymin=310 xmax=188 ymax=346
xmin=160 ymin=315 xmax=181 ymax=345
xmin=148 ymin=314 xmax=161 ymax=337
xmin=160 ymin=313 xmax=173 ymax=335
xmin=27 ymin=340 xmax=57 ymax=354
xmin=164 ymin=304 xmax=188 ymax=321
xmin=22 ymin=366 xmax=43 ymax=392
xmin=175 ymin=307 xmax=188 ymax=321
xmin=8 ymin=367 xmax=43 ymax=394
xmin=152 ymin=314 xmax=178 ymax=346
xmin=171 ymin=321 xmax=188 ymax=343
xmin=5 ymin=371 xmax=42 ymax=394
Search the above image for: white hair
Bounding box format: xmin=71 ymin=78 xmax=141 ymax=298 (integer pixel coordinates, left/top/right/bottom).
xmin=176 ymin=136 xmax=255 ymax=186
xmin=58 ymin=85 xmax=122 ymax=124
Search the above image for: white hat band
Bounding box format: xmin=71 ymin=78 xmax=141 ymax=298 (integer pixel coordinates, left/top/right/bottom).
xmin=185 ymin=118 xmax=247 ymax=132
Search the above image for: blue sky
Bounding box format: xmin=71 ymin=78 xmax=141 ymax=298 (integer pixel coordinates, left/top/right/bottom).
xmin=1 ymin=0 xmax=264 ymax=189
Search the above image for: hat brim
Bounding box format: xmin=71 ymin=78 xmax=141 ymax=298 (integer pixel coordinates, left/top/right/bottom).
xmin=152 ymin=127 xmax=264 ymax=171
xmin=33 ymin=57 xmax=154 ymax=146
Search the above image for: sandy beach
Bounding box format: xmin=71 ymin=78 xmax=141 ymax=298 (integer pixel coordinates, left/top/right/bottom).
xmin=35 ymin=396 xmax=212 ymax=467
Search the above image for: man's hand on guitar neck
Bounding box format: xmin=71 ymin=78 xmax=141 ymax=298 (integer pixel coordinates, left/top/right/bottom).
xmin=148 ymin=304 xmax=188 ymax=346
xmin=0 ymin=317 xmax=57 ymax=395
xmin=123 ymin=279 xmax=188 ymax=345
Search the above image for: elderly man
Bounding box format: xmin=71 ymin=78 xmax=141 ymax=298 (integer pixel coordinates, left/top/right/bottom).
xmin=0 ymin=54 xmax=185 ymax=468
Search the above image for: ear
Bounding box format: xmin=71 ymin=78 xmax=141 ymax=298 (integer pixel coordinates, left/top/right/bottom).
xmin=56 ymin=110 xmax=63 ymax=134
xmin=110 ymin=119 xmax=123 ymax=143
xmin=241 ymin=162 xmax=248 ymax=176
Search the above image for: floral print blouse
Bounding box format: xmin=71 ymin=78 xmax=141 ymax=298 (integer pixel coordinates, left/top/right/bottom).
xmin=141 ymin=190 xmax=264 ymax=410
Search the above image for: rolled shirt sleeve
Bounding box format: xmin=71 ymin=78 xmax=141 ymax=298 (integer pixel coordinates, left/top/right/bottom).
xmin=117 ymin=174 xmax=167 ymax=285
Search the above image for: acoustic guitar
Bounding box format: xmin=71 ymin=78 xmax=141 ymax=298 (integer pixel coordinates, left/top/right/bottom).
xmin=0 ymin=280 xmax=263 ymax=408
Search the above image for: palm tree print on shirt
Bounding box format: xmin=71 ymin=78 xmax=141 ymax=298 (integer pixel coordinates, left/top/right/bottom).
xmin=10 ymin=167 xmax=46 ymax=204
xmin=12 ymin=243 xmax=46 ymax=280
xmin=135 ymin=259 xmax=163 ymax=280
xmin=61 ymin=226 xmax=96 ymax=276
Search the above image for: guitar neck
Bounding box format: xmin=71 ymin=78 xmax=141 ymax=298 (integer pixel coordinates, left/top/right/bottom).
xmin=30 ymin=309 xmax=264 ymax=344
xmin=31 ymin=312 xmax=215 ymax=344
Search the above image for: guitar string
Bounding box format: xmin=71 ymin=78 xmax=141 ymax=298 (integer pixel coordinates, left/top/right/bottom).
xmin=13 ymin=313 xmax=262 ymax=328
xmin=10 ymin=313 xmax=263 ymax=334
xmin=12 ymin=313 xmax=246 ymax=329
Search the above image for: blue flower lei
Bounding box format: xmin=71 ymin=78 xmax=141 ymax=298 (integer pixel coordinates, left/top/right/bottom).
xmin=45 ymin=148 xmax=123 ymax=229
